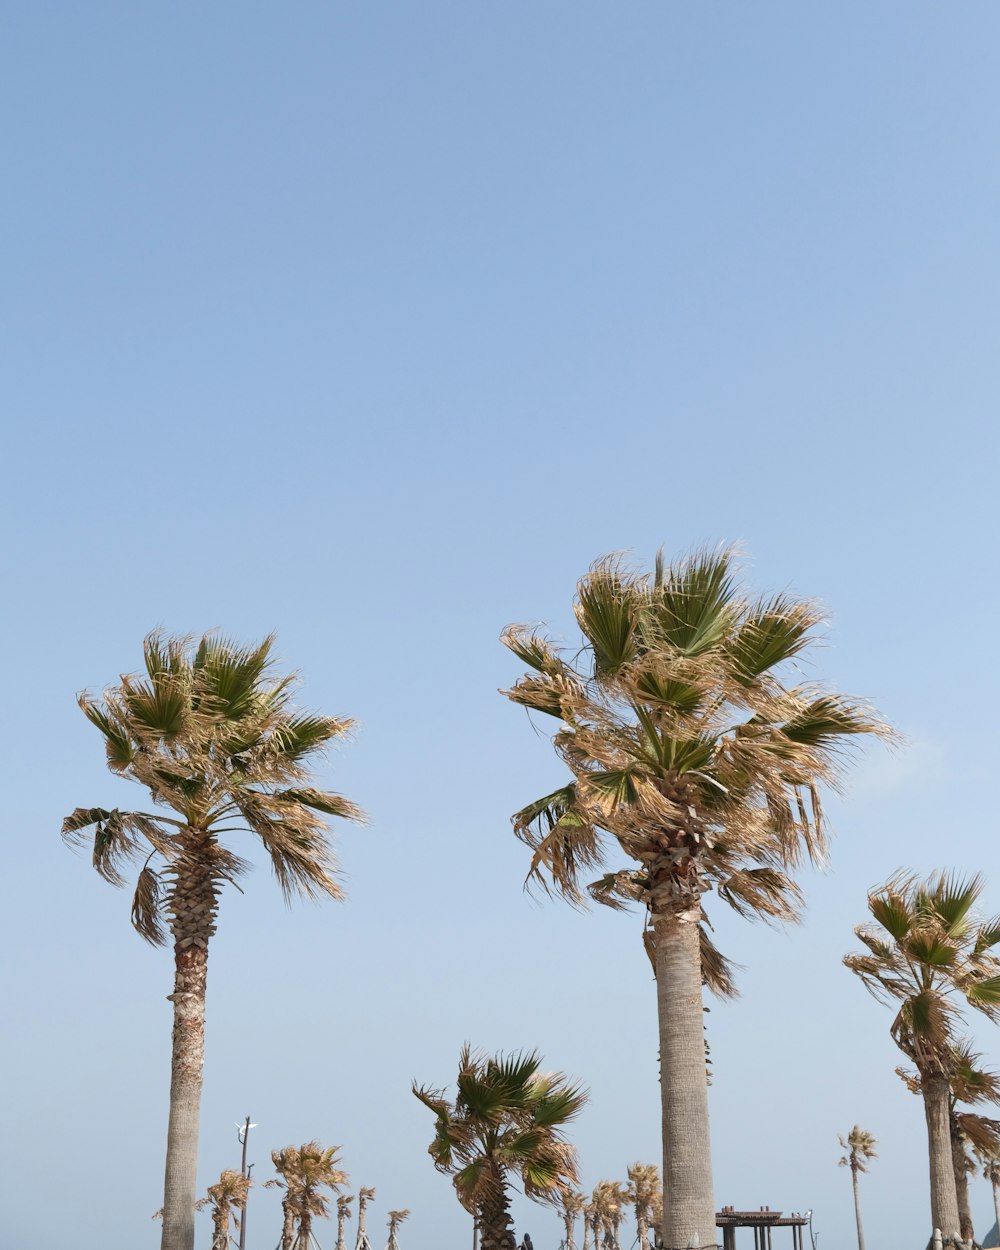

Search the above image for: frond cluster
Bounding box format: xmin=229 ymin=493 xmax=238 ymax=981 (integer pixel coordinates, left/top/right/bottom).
xmin=502 ymin=548 xmax=889 ymax=993
xmin=271 ymin=1141 xmax=349 ymax=1223
xmin=63 ymin=632 xmax=365 ymax=945
xmin=412 ymin=1046 xmax=587 ymax=1214
xmin=844 ymin=872 xmax=1000 ymax=1074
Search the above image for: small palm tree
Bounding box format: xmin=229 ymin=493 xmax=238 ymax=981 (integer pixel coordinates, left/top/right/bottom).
xmin=336 ymin=1196 xmax=354 ymax=1250
xmin=592 ymin=1182 xmax=628 ymax=1250
xmin=355 ymin=1186 xmax=376 ymax=1250
xmin=271 ymin=1142 xmax=348 ymax=1250
xmin=558 ymin=1190 xmax=586 ymax=1250
xmin=385 ymin=1210 xmax=409 ymax=1250
xmin=837 ymin=1126 xmax=877 ymax=1250
xmin=62 ymin=633 xmax=363 ymax=1250
xmin=845 ymin=871 xmax=1000 ymax=1244
xmin=195 ymin=1170 xmax=251 ymax=1250
xmin=626 ymin=1163 xmax=659 ymax=1250
xmin=502 ymin=549 xmax=888 ymax=1247
xmin=413 ymin=1046 xmax=587 ymax=1250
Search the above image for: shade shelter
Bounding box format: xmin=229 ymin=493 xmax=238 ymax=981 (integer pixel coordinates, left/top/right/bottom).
xmin=716 ymin=1207 xmax=809 ymax=1250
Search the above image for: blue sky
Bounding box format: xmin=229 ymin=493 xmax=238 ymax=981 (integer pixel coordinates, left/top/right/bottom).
xmin=2 ymin=4 xmax=999 ymax=1248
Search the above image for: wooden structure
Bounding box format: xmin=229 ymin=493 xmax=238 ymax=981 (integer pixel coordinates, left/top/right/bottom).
xmin=716 ymin=1207 xmax=809 ymax=1250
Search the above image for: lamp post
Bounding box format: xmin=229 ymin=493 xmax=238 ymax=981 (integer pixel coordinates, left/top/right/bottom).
xmin=236 ymin=1117 xmax=258 ymax=1250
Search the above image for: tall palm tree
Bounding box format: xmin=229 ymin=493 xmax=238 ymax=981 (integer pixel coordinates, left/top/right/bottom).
xmin=195 ymin=1170 xmax=251 ymax=1250
xmin=413 ymin=1045 xmax=587 ymax=1250
xmin=558 ymin=1190 xmax=586 ymax=1250
xmin=845 ymin=872 xmax=1000 ymax=1245
xmin=626 ymin=1163 xmax=660 ymax=1250
xmin=502 ymin=548 xmax=887 ymax=1247
xmin=271 ymin=1142 xmax=348 ymax=1250
xmin=385 ymin=1209 xmax=410 ymax=1250
xmin=837 ymin=1126 xmax=877 ymax=1250
xmin=336 ymin=1196 xmax=355 ymax=1250
xmin=355 ymin=1186 xmax=376 ymax=1250
xmin=62 ymin=633 xmax=364 ymax=1250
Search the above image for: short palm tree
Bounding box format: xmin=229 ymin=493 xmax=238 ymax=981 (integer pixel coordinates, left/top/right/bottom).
xmin=558 ymin=1190 xmax=586 ymax=1250
xmin=271 ymin=1142 xmax=348 ymax=1250
xmin=626 ymin=1163 xmax=659 ymax=1250
xmin=336 ymin=1196 xmax=355 ymax=1250
xmin=62 ymin=633 xmax=363 ymax=1250
xmin=592 ymin=1181 xmax=628 ymax=1250
xmin=196 ymin=1169 xmax=251 ymax=1250
xmin=413 ymin=1045 xmax=587 ymax=1250
xmin=837 ymin=1126 xmax=877 ymax=1250
xmin=355 ymin=1186 xmax=376 ymax=1250
xmin=845 ymin=871 xmax=1000 ymax=1244
xmin=502 ymin=548 xmax=887 ymax=1246
xmin=385 ymin=1209 xmax=409 ymax=1250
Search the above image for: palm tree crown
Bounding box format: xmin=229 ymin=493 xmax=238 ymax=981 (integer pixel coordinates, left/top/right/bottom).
xmin=838 ymin=1126 xmax=878 ymax=1175
xmin=63 ymin=632 xmax=365 ymax=941
xmin=413 ymin=1046 xmax=587 ymax=1250
xmin=272 ymin=1141 xmax=349 ymax=1247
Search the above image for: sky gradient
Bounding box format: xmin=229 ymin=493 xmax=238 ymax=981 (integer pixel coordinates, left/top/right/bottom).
xmin=3 ymin=5 xmax=999 ymax=1249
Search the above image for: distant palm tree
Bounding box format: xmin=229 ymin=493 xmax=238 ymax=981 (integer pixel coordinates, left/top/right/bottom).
xmin=503 ymin=549 xmax=888 ymax=1247
xmin=385 ymin=1209 xmax=409 ymax=1250
xmin=626 ymin=1163 xmax=660 ymax=1250
xmin=581 ymin=1201 xmax=594 ymax=1250
xmin=592 ymin=1182 xmax=628 ymax=1250
xmin=196 ymin=1170 xmax=251 ymax=1250
xmin=271 ymin=1142 xmax=348 ymax=1250
xmin=558 ymin=1190 xmax=586 ymax=1250
xmin=62 ymin=633 xmax=363 ymax=1250
xmin=355 ymin=1186 xmax=377 ymax=1250
xmin=982 ymin=1157 xmax=1000 ymax=1248
xmin=837 ymin=1126 xmax=877 ymax=1250
xmin=584 ymin=1201 xmax=600 ymax=1250
xmin=845 ymin=872 xmax=1000 ymax=1244
xmin=336 ymin=1196 xmax=355 ymax=1250
xmin=414 ymin=1046 xmax=587 ymax=1250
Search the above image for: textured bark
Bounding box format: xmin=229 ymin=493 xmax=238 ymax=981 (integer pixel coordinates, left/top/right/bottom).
xmin=923 ymin=1075 xmax=962 ymax=1242
xmin=951 ymin=1129 xmax=974 ymax=1246
xmin=160 ymin=941 xmax=209 ymax=1250
xmin=654 ymin=908 xmax=716 ymax=1250
xmin=851 ymin=1165 xmax=866 ymax=1250
xmin=477 ymin=1186 xmax=517 ymax=1250
xmin=281 ymin=1198 xmax=296 ymax=1250
xmin=299 ymin=1209 xmax=314 ymax=1248
xmin=637 ymin=1211 xmax=649 ymax=1250
xmin=564 ymin=1213 xmax=576 ymax=1250
xmin=992 ymin=1180 xmax=999 ymax=1250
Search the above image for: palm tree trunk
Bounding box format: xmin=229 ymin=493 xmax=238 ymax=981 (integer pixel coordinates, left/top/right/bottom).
xmin=161 ymin=940 xmax=209 ymax=1250
xmin=637 ymin=1212 xmax=648 ymax=1250
xmin=951 ymin=1129 xmax=974 ymax=1246
xmin=477 ymin=1187 xmax=517 ymax=1250
xmin=851 ymin=1165 xmax=866 ymax=1250
xmin=923 ymin=1075 xmax=962 ymax=1243
xmin=300 ymin=1210 xmax=314 ymax=1249
xmin=992 ymin=1178 xmax=999 ymax=1248
xmin=282 ymin=1199 xmax=297 ymax=1250
xmin=654 ymin=907 xmax=716 ymax=1250
xmin=565 ymin=1214 xmax=575 ymax=1250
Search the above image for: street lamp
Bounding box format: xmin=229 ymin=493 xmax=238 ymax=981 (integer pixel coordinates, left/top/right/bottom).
xmin=236 ymin=1117 xmax=258 ymax=1250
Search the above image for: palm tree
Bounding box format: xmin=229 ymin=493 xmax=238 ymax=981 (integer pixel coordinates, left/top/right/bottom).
xmin=837 ymin=1126 xmax=877 ymax=1250
xmin=592 ymin=1181 xmax=628 ymax=1250
xmin=558 ymin=1190 xmax=586 ymax=1250
xmin=271 ymin=1142 xmax=348 ymax=1250
xmin=385 ymin=1210 xmax=409 ymax=1250
xmin=61 ymin=633 xmax=364 ymax=1250
xmin=983 ymin=1157 xmax=1000 ymax=1248
xmin=336 ymin=1196 xmax=355 ymax=1250
xmin=196 ymin=1170 xmax=251 ymax=1250
xmin=355 ymin=1186 xmax=376 ymax=1250
xmin=413 ymin=1045 xmax=587 ymax=1250
xmin=581 ymin=1200 xmax=594 ymax=1250
xmin=845 ymin=872 xmax=1000 ymax=1245
xmin=626 ymin=1163 xmax=659 ymax=1250
xmin=502 ymin=548 xmax=887 ymax=1247
xmin=585 ymin=1201 xmax=600 ymax=1250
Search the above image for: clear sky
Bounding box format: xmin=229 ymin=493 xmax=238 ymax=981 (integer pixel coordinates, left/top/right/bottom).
xmin=2 ymin=4 xmax=999 ymax=1248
